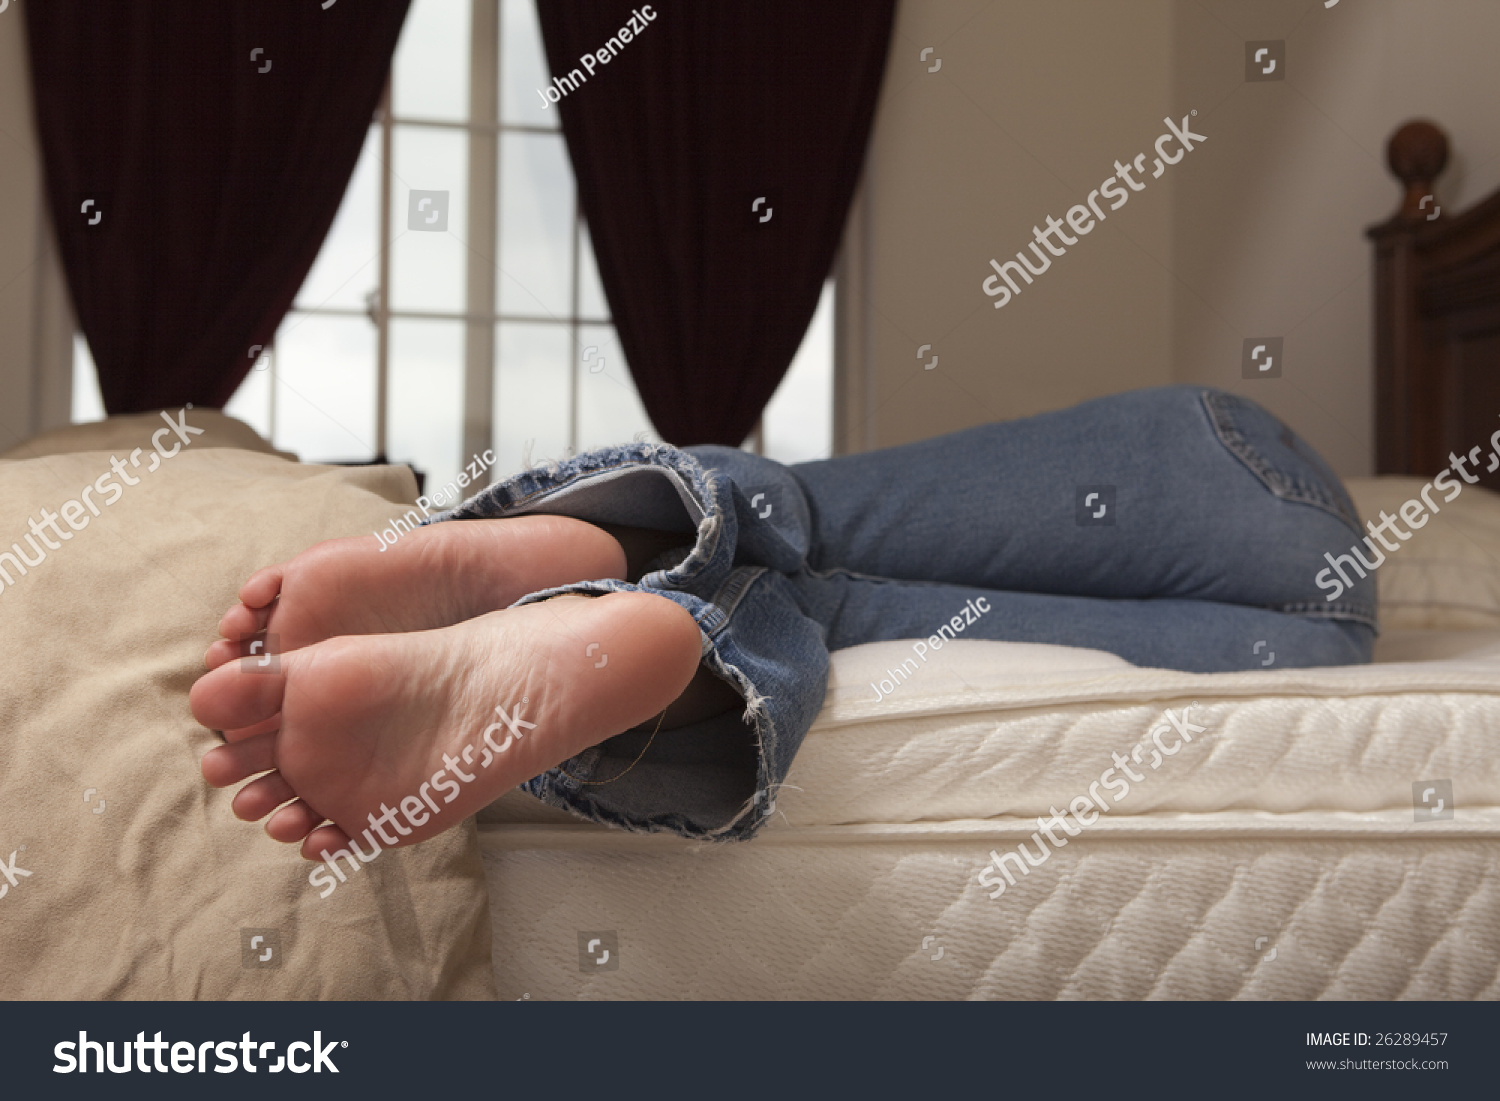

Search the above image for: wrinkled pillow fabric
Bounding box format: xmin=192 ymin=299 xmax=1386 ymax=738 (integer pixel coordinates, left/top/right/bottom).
xmin=1345 ymin=477 xmax=1500 ymax=630
xmin=0 ymin=441 xmax=494 ymax=999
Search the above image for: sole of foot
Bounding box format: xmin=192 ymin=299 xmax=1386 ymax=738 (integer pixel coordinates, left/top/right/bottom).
xmin=206 ymin=515 xmax=625 ymax=669
xmin=194 ymin=591 xmax=703 ymax=859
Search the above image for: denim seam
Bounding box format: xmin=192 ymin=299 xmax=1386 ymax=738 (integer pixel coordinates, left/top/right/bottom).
xmin=511 ymin=578 xmax=771 ymax=836
xmin=525 ymin=634 xmax=774 ymax=843
xmin=424 ymin=445 xmax=711 ymax=523
xmin=707 ymin=567 xmax=769 ymax=631
xmin=513 ymin=464 xmax=695 ymax=517
xmin=1199 ymin=390 xmax=1361 ymax=532
xmin=1266 ymin=599 xmax=1379 ymax=630
xmin=424 ymin=442 xmax=782 ymax=842
xmin=799 ymin=563 xmax=958 ymax=589
xmin=804 ymin=563 xmax=1379 ymax=630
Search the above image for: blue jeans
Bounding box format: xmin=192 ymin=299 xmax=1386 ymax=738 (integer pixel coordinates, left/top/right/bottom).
xmin=430 ymin=386 xmax=1375 ymax=840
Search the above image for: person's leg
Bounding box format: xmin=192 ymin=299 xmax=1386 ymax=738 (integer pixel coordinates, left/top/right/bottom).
xmin=786 ymin=568 xmax=1373 ymax=672
xmin=764 ymin=386 xmax=1373 ymax=625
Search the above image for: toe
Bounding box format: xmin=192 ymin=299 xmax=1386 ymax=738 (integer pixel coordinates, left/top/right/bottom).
xmin=563 ymin=517 xmax=628 ymax=582
xmin=222 ymin=712 xmax=282 ymax=743
xmin=204 ymin=638 xmax=240 ymax=670
xmin=200 ymin=729 xmax=278 ymax=787
xmin=266 ymin=799 xmax=326 ymax=843
xmin=231 ymin=771 xmax=298 ymax=821
xmin=238 ymin=565 xmax=286 ymax=610
xmin=218 ymin=601 xmax=269 ymax=641
xmin=301 ymin=823 xmax=352 ymax=862
xmin=189 ymin=659 xmax=287 ymax=732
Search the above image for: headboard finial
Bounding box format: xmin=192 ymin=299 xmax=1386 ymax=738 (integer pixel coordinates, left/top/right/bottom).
xmin=1386 ymin=119 xmax=1449 ymax=221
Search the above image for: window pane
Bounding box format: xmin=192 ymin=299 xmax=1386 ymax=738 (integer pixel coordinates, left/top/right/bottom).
xmin=295 ymin=126 xmax=380 ymax=312
xmin=391 ymin=125 xmax=469 ymax=313
xmin=578 ymin=218 xmax=610 ymax=322
xmin=762 ymin=279 xmax=834 ymax=464
xmin=577 ymin=323 xmax=652 ymax=450
xmin=225 ymin=352 xmax=273 ymax=440
xmin=500 ymin=0 xmax=559 ymax=130
xmin=498 ymin=131 xmax=573 ymax=318
xmin=389 ymin=319 xmax=465 ymax=495
xmin=71 ymin=334 xmax=105 ymax=424
xmin=272 ymin=313 xmax=377 ymax=462
xmin=392 ymin=0 xmax=471 ymax=122
xmin=494 ymin=322 xmax=569 ymax=477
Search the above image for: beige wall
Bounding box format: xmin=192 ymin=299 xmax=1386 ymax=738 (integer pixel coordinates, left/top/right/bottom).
xmin=842 ymin=0 xmax=1500 ymax=477
xmin=0 ymin=5 xmax=73 ymax=448
xmin=839 ymin=0 xmax=1176 ymax=454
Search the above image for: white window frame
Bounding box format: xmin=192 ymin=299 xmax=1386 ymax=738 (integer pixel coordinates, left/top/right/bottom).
xmin=71 ymin=0 xmax=837 ymax=461
xmin=282 ymin=0 xmax=608 ymax=471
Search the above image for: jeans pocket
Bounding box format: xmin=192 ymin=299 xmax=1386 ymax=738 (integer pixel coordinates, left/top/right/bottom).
xmin=1200 ymin=390 xmax=1363 ymax=535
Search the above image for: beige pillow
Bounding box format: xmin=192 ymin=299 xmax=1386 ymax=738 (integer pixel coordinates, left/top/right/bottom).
xmin=1346 ymin=476 xmax=1500 ymax=630
xmin=0 ymin=437 xmax=494 ymax=999
xmin=0 ymin=408 xmax=297 ymax=463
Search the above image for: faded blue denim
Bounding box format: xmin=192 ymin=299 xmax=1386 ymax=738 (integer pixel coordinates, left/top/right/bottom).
xmin=428 ymin=386 xmax=1375 ymax=841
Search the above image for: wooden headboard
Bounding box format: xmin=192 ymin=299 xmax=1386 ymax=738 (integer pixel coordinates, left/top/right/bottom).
xmin=1369 ymin=120 xmax=1500 ymax=488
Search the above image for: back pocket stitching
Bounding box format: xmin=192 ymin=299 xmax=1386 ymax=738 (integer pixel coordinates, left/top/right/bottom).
xmin=1200 ymin=390 xmax=1361 ymax=532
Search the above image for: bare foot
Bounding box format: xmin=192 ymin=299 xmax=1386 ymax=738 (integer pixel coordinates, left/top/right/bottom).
xmin=206 ymin=516 xmax=625 ymax=669
xmin=192 ymin=592 xmax=702 ymax=860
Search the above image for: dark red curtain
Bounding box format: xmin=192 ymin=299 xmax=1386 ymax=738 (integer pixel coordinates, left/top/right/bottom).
xmin=537 ymin=1 xmax=895 ymax=447
xmin=25 ymin=0 xmax=410 ymax=414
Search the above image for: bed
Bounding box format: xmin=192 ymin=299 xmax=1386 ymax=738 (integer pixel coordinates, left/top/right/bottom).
xmin=477 ymin=479 xmax=1500 ymax=999
xmin=477 ymin=118 xmax=1500 ymax=1000
xmin=1370 ymin=120 xmax=1500 ymax=491
xmin=1 ymin=120 xmax=1497 ymax=1001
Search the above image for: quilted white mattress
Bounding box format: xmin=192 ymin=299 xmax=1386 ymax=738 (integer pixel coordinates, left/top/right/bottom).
xmin=478 ymin=629 xmax=1500 ymax=1000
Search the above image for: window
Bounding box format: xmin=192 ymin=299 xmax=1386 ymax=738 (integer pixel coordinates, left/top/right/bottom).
xmin=72 ymin=0 xmax=833 ymax=484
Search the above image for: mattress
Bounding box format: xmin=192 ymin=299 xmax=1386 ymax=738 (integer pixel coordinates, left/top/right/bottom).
xmin=478 ymin=629 xmax=1500 ymax=999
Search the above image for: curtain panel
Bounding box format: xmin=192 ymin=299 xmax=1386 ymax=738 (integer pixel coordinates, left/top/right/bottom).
xmin=537 ymin=1 xmax=895 ymax=447
xmin=26 ymin=0 xmax=410 ymax=413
